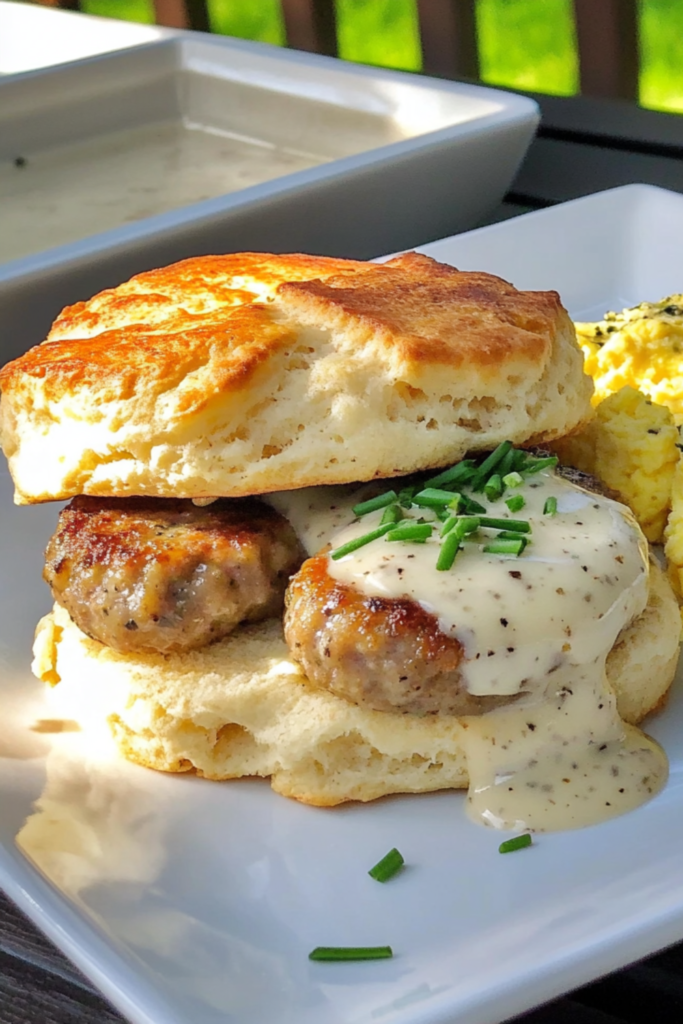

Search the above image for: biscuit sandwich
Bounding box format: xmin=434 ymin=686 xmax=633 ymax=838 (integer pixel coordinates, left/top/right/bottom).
xmin=1 ymin=251 xmax=679 ymax=831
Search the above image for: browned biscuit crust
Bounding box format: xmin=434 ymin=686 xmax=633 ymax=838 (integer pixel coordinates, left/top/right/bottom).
xmin=0 ymin=252 xmax=593 ymax=504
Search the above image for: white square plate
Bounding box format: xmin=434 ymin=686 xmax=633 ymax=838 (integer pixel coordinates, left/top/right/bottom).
xmin=2 ymin=183 xmax=683 ymax=1024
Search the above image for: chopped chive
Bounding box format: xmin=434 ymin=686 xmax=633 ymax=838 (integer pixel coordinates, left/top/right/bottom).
xmin=502 ymin=471 xmax=524 ymax=489
xmin=398 ymin=485 xmax=418 ymax=509
xmin=505 ymin=494 xmax=525 ymax=513
xmin=477 ymin=517 xmax=531 ymax=533
xmin=543 ymin=496 xmax=558 ymax=516
xmin=413 ymin=487 xmax=459 ymax=509
xmin=524 ymin=456 xmax=558 ymax=475
xmin=309 ymin=946 xmax=393 ymax=962
xmin=456 ymin=516 xmax=481 ymax=535
xmin=353 ymin=490 xmax=398 ymax=517
xmin=386 ymin=523 xmax=433 ymax=542
xmin=368 ymin=848 xmax=405 ymax=882
xmin=497 ymin=531 xmax=529 ymax=544
xmin=330 ymin=523 xmax=393 ymax=560
xmin=497 ymin=447 xmax=516 ymax=479
xmin=460 ymin=495 xmax=487 ymax=515
xmin=470 ymin=441 xmax=513 ymax=491
xmin=435 ymin=507 xmax=451 ymax=522
xmin=512 ymin=449 xmax=532 ymax=471
xmin=483 ymin=537 xmax=526 ymax=556
xmin=424 ymin=460 xmax=476 ymax=489
xmin=436 ymin=530 xmax=462 ymax=570
xmin=447 ymin=492 xmax=463 ymax=514
xmin=380 ymin=503 xmax=403 ymax=526
xmin=484 ymin=473 xmax=503 ymax=502
xmin=498 ymin=833 xmax=532 ymax=854
xmin=440 ymin=514 xmax=459 ymax=537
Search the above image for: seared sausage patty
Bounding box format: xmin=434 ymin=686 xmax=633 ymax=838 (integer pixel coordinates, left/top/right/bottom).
xmin=45 ymin=497 xmax=304 ymax=655
xmin=284 ymin=555 xmax=516 ymax=716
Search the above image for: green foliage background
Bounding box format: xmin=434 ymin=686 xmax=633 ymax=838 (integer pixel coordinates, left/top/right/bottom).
xmin=82 ymin=0 xmax=683 ymax=114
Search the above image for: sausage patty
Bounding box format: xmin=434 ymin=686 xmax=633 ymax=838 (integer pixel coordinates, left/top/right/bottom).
xmin=44 ymin=497 xmax=304 ymax=655
xmin=284 ymin=555 xmax=516 ymax=716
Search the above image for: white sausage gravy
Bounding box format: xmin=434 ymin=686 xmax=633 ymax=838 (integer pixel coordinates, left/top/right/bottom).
xmin=267 ymin=469 xmax=667 ymax=832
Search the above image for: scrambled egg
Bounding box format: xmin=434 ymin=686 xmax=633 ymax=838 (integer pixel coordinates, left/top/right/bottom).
xmin=552 ymin=386 xmax=679 ymax=544
xmin=576 ymin=296 xmax=683 ymax=423
xmin=664 ymin=463 xmax=683 ymax=602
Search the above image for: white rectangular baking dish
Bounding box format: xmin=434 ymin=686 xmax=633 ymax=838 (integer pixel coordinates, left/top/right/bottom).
xmin=0 ymin=0 xmax=172 ymax=75
xmin=0 ymin=32 xmax=537 ymax=355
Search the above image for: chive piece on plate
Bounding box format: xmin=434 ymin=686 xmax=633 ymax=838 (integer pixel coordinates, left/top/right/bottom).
xmin=309 ymin=946 xmax=394 ymax=962
xmin=498 ymin=834 xmax=532 ymax=854
xmin=413 ymin=487 xmax=459 ymax=509
xmin=483 ymin=537 xmax=526 ymax=556
xmin=470 ymin=441 xmax=513 ymax=491
xmin=330 ymin=523 xmax=393 ymax=560
xmin=380 ymin=503 xmax=403 ymax=526
xmin=477 ymin=516 xmax=531 ymax=533
xmin=502 ymin=471 xmax=524 ymax=489
xmin=460 ymin=495 xmax=487 ymax=515
xmin=436 ymin=530 xmax=462 ymax=571
xmin=484 ymin=473 xmax=503 ymax=502
xmin=386 ymin=523 xmax=433 ymax=543
xmin=352 ymin=490 xmax=398 ymax=517
xmin=440 ymin=514 xmax=459 ymax=537
xmin=505 ymin=494 xmax=525 ymax=513
xmin=543 ymin=496 xmax=558 ymax=516
xmin=524 ymin=456 xmax=559 ymax=475
xmin=397 ymin=485 xmax=418 ymax=509
xmin=424 ymin=460 xmax=476 ymax=490
xmin=368 ymin=848 xmax=405 ymax=883
xmin=497 ymin=447 xmax=516 ymax=479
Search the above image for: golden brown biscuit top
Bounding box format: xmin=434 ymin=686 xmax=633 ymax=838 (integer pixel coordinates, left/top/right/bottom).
xmin=0 ymin=251 xmax=565 ymax=406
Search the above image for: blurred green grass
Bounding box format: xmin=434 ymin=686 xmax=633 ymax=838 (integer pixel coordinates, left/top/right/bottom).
xmin=82 ymin=0 xmax=683 ymax=114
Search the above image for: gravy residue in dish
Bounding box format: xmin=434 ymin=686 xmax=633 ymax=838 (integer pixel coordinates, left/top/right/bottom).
xmin=268 ymin=470 xmax=667 ymax=832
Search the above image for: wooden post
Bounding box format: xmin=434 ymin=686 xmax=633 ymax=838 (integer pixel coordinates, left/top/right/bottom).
xmin=573 ymin=0 xmax=639 ymax=100
xmin=417 ymin=0 xmax=479 ymax=80
xmin=280 ymin=0 xmax=337 ymax=57
xmin=152 ymin=0 xmax=211 ymax=32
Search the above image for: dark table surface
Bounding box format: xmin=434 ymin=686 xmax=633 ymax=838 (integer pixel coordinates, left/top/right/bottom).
xmin=3 ymin=85 xmax=683 ymax=1024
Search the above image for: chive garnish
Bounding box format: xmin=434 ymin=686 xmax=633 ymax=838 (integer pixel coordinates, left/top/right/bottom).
xmin=483 ymin=537 xmax=526 ymax=556
xmin=330 ymin=523 xmax=393 ymax=560
xmin=440 ymin=514 xmax=459 ymax=537
xmin=498 ymin=834 xmax=532 ymax=854
xmin=436 ymin=531 xmax=462 ymax=570
xmin=353 ymin=491 xmax=398 ymax=517
xmin=309 ymin=946 xmax=394 ymax=962
xmin=543 ymin=496 xmax=558 ymax=516
xmin=496 ymin=531 xmax=530 ymax=543
xmin=524 ymin=456 xmax=558 ymax=475
xmin=502 ymin=471 xmax=524 ymax=489
xmin=460 ymin=495 xmax=487 ymax=515
xmin=424 ymin=460 xmax=476 ymax=489
xmin=447 ymin=492 xmax=464 ymax=514
xmin=505 ymin=494 xmax=525 ymax=513
xmin=477 ymin=517 xmax=530 ymax=533
xmin=497 ymin=447 xmax=516 ymax=479
xmin=386 ymin=523 xmax=433 ymax=543
xmin=470 ymin=441 xmax=513 ymax=492
xmin=413 ymin=487 xmax=458 ymax=509
xmin=368 ymin=848 xmax=405 ymax=882
xmin=398 ymin=485 xmax=418 ymax=508
xmin=380 ymin=503 xmax=403 ymax=526
xmin=484 ymin=473 xmax=503 ymax=502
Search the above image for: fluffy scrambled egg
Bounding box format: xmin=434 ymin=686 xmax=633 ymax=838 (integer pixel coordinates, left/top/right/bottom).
xmin=552 ymin=386 xmax=679 ymax=544
xmin=576 ymin=296 xmax=683 ymax=423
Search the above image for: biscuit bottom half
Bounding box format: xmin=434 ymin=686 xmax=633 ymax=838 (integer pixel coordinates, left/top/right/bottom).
xmin=33 ymin=562 xmax=681 ymax=807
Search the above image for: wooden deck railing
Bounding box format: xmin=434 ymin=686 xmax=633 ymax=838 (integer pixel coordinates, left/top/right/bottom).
xmin=36 ymin=0 xmax=641 ymax=102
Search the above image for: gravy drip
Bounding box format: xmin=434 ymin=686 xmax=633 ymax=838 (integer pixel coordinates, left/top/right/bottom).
xmin=267 ymin=473 xmax=668 ymax=831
